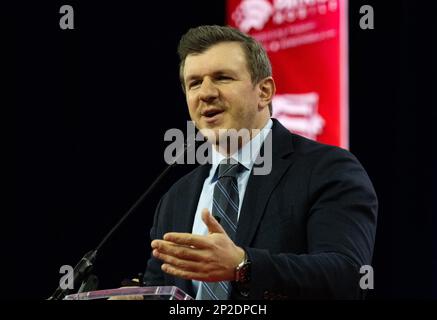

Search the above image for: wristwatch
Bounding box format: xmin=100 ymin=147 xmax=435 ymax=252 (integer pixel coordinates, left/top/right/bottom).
xmin=235 ymin=250 xmax=251 ymax=284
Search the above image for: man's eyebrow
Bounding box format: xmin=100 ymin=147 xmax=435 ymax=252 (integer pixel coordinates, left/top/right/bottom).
xmin=185 ymin=74 xmax=201 ymax=83
xmin=212 ymin=70 xmax=237 ymax=77
xmin=185 ymin=70 xmax=238 ymax=82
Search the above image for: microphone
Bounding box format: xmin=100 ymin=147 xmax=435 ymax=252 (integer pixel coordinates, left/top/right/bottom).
xmin=48 ymin=139 xmax=193 ymax=300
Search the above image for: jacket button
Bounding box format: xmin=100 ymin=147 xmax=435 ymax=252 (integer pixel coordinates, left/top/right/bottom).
xmin=263 ymin=291 xmax=271 ymax=300
xmin=240 ymin=289 xmax=249 ymax=297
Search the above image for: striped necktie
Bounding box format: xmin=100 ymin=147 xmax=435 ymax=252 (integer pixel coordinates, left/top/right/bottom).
xmin=199 ymin=159 xmax=240 ymax=300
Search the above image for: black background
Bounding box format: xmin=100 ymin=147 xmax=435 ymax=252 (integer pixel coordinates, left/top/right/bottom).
xmin=12 ymin=0 xmax=434 ymax=299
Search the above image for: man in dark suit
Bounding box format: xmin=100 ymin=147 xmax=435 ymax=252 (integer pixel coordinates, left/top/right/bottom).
xmin=144 ymin=25 xmax=377 ymax=300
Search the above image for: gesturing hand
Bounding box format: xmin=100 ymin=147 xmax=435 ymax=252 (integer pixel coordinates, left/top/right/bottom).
xmin=151 ymin=208 xmax=245 ymax=282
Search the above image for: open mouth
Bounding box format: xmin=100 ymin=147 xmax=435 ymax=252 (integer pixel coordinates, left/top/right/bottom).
xmin=202 ymin=108 xmax=224 ymax=118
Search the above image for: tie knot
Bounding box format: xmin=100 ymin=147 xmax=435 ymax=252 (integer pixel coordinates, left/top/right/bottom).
xmin=217 ymin=159 xmax=240 ymax=179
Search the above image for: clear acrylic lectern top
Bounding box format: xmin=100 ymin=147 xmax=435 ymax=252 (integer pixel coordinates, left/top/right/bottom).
xmin=64 ymin=286 xmax=194 ymax=300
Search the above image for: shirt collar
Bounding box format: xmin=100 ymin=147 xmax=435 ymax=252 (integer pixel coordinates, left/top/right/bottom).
xmin=210 ymin=119 xmax=273 ymax=180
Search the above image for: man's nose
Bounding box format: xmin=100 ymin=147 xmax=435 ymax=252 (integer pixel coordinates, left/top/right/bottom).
xmin=199 ymin=78 xmax=219 ymax=103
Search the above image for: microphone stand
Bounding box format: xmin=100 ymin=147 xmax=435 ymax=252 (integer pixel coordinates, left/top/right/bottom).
xmin=48 ymin=142 xmax=192 ymax=300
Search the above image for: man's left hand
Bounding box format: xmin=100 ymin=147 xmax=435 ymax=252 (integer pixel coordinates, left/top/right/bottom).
xmin=151 ymin=208 xmax=245 ymax=282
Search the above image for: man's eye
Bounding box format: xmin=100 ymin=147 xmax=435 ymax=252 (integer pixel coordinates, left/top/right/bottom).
xmin=217 ymin=76 xmax=232 ymax=81
xmin=189 ymin=81 xmax=201 ymax=88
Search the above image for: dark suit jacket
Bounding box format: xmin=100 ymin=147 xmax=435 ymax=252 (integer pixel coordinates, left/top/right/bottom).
xmin=144 ymin=119 xmax=378 ymax=299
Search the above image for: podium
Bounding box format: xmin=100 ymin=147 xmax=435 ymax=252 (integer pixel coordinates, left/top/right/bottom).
xmin=64 ymin=286 xmax=194 ymax=300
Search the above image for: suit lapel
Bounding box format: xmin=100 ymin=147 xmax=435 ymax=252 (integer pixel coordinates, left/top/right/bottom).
xmin=236 ymin=119 xmax=295 ymax=247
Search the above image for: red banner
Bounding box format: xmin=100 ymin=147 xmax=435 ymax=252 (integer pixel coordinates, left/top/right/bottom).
xmin=227 ymin=0 xmax=348 ymax=148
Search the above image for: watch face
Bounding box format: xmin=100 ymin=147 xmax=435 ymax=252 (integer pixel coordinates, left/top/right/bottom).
xmin=237 ymin=261 xmax=251 ymax=283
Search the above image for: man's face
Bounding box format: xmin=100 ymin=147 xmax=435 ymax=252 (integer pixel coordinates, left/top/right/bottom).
xmin=183 ymin=42 xmax=267 ymax=144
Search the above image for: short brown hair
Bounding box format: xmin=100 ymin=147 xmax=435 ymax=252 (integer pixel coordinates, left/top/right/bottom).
xmin=177 ymin=25 xmax=273 ymax=115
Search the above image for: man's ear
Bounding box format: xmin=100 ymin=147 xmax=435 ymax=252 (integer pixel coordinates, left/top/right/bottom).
xmin=258 ymin=77 xmax=276 ymax=110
